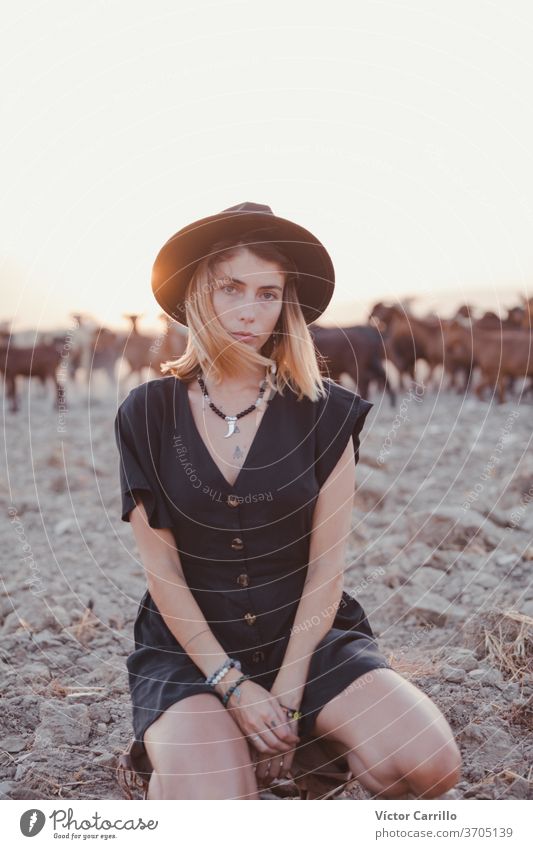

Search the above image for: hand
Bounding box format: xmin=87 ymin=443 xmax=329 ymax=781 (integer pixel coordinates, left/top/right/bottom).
xmin=222 ymin=678 xmax=300 ymax=758
xmin=251 ymin=716 xmax=299 ymax=787
xmin=267 ymin=676 xmax=305 ymax=785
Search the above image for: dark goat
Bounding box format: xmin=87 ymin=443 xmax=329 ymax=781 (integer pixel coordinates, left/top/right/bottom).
xmin=308 ymin=323 xmax=395 ymax=405
xmin=0 ymin=341 xmax=62 ymax=412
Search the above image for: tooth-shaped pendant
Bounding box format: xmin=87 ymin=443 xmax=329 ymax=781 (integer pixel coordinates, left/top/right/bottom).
xmin=224 ymin=416 xmax=239 ymax=437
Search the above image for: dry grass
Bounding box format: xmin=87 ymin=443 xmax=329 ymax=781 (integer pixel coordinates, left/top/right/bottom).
xmin=64 ymin=602 xmax=100 ymax=645
xmin=481 ymin=609 xmax=533 ymax=681
xmin=507 ymin=699 xmax=533 ymax=732
xmin=384 ymin=653 xmax=437 ymax=678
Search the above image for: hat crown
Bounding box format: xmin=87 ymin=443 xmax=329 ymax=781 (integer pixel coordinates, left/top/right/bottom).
xmin=222 ymin=201 xmax=274 ymax=215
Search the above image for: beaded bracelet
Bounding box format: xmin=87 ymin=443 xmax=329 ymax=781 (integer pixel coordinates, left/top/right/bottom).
xmin=206 ymin=657 xmax=241 ymax=688
xmin=205 ymin=657 xmax=242 ymax=689
xmin=222 ymin=673 xmax=251 ymax=707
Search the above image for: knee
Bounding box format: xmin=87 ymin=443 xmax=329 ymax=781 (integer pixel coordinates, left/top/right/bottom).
xmin=406 ymin=739 xmax=462 ymax=799
xmin=148 ymin=765 xmax=259 ymax=800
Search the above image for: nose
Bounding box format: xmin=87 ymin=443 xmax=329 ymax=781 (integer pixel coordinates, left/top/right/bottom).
xmin=234 ymin=296 xmax=258 ymax=324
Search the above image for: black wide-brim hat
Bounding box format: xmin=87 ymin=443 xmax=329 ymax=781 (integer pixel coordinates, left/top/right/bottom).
xmin=151 ymin=201 xmax=335 ymax=326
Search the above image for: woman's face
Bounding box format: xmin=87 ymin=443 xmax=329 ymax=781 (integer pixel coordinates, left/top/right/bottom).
xmin=211 ymin=248 xmax=285 ymax=352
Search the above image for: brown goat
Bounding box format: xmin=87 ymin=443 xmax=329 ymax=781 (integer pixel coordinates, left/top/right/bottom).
xmin=444 ymin=320 xmax=532 ymax=403
xmin=0 ymin=341 xmax=62 ymax=412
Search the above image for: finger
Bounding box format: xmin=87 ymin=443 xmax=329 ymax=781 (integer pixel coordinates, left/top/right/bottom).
xmin=255 ymin=727 xmax=294 ymax=753
xmin=280 ymin=751 xmax=295 ymax=780
xmin=266 ymin=717 xmax=300 ymax=748
xmin=268 ymin=714 xmax=300 ymax=739
xmin=248 ymin=733 xmax=269 ymax=753
xmin=249 ymin=723 xmax=296 ymax=755
xmin=248 ymin=731 xmax=280 ymax=755
xmin=255 ymin=756 xmax=273 ymax=785
xmin=267 ymin=755 xmax=284 ymax=781
xmin=269 ymin=721 xmax=300 ymax=746
xmin=264 ymin=716 xmax=300 ymax=745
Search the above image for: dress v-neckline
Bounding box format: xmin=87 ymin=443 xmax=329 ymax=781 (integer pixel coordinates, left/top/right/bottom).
xmin=179 ymin=377 xmax=279 ymax=491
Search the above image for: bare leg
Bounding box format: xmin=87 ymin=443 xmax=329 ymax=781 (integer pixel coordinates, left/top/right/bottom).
xmin=312 ymin=668 xmax=462 ymax=800
xmin=143 ymin=693 xmax=260 ymax=800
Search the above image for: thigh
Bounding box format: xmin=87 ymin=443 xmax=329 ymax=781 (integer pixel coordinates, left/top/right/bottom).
xmin=313 ymin=667 xmax=458 ymax=773
xmin=144 ymin=693 xmax=256 ymax=777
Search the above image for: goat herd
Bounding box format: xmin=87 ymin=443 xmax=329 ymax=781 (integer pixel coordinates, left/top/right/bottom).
xmin=0 ymin=313 xmax=188 ymax=413
xmin=313 ymin=297 xmax=533 ymax=405
xmin=1 ymin=298 xmax=532 ymax=412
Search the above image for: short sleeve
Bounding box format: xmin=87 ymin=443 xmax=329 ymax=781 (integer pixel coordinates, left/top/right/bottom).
xmin=113 ymin=384 xmax=174 ymax=529
xmin=314 ymin=380 xmax=373 ymax=489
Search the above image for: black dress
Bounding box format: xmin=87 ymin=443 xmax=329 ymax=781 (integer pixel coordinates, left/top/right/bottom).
xmin=114 ymin=374 xmax=392 ymax=760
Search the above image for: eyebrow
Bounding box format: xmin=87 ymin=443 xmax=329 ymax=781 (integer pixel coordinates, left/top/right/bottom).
xmin=226 ymin=276 xmax=283 ymax=291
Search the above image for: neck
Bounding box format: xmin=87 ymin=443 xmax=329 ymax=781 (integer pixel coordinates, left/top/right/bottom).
xmin=199 ymin=366 xmax=271 ymax=393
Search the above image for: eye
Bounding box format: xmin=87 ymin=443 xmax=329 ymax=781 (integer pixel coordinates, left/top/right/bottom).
xmin=222 ymin=284 xmax=236 ymax=294
xmin=261 ymin=292 xmax=276 ymax=300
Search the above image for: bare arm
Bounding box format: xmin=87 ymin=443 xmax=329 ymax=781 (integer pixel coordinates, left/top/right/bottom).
xmin=270 ymin=438 xmax=356 ymax=707
xmin=127 ymin=495 xmax=244 ymax=698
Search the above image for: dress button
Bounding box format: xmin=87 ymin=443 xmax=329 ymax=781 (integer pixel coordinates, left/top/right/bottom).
xmin=237 ymin=573 xmax=249 ymax=587
xmin=227 ymin=495 xmax=239 ymax=508
xmin=244 ymin=612 xmax=257 ymax=626
xmin=251 ymin=650 xmax=265 ymax=663
xmin=231 ymin=537 xmax=244 ymax=550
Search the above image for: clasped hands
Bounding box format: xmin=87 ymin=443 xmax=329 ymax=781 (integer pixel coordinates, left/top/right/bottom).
xmin=224 ymin=677 xmax=302 ymax=787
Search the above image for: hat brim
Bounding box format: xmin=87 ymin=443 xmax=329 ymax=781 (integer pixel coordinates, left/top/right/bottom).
xmin=151 ymin=209 xmax=335 ymax=326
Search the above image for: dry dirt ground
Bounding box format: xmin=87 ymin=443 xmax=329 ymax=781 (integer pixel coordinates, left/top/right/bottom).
xmin=1 ymin=375 xmax=532 ymax=800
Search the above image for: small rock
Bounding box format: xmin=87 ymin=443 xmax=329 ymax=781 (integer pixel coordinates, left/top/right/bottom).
xmin=48 ymin=652 xmax=72 ymax=669
xmin=54 ymin=518 xmax=76 ymax=535
xmin=36 ymin=701 xmax=91 ymax=746
xmin=14 ymin=763 xmax=30 ymax=782
xmin=468 ymin=667 xmax=504 ymax=688
xmin=392 ymin=585 xmax=461 ymax=627
xmin=502 ymin=683 xmax=521 ymax=701
xmin=30 ymin=630 xmax=63 ymax=648
xmin=407 ymin=566 xmax=447 ymax=592
xmin=472 ymin=571 xmax=500 ymax=590
xmin=0 ymin=781 xmax=15 ymax=798
xmin=443 ymin=649 xmax=478 ymax=672
xmin=25 ymin=663 xmax=51 ymax=679
xmin=408 ymin=506 xmax=500 ymax=550
xmin=460 ymin=724 xmax=514 ymax=763
xmin=441 ymin=665 xmax=466 ymax=683
xmin=0 ymin=735 xmax=27 ymax=753
xmin=88 ymin=703 xmax=112 ymax=723
xmin=496 ymin=553 xmax=519 ymax=568
xmin=93 ymin=752 xmax=116 ymax=767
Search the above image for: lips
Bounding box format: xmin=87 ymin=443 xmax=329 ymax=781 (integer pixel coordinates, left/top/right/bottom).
xmin=232 ymin=333 xmax=256 ymax=340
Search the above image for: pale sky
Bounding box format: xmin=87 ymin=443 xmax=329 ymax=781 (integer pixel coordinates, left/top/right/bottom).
xmin=2 ymin=0 xmax=533 ymax=334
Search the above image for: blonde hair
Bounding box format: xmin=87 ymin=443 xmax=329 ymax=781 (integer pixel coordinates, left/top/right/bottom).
xmin=160 ymin=234 xmax=328 ymax=402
